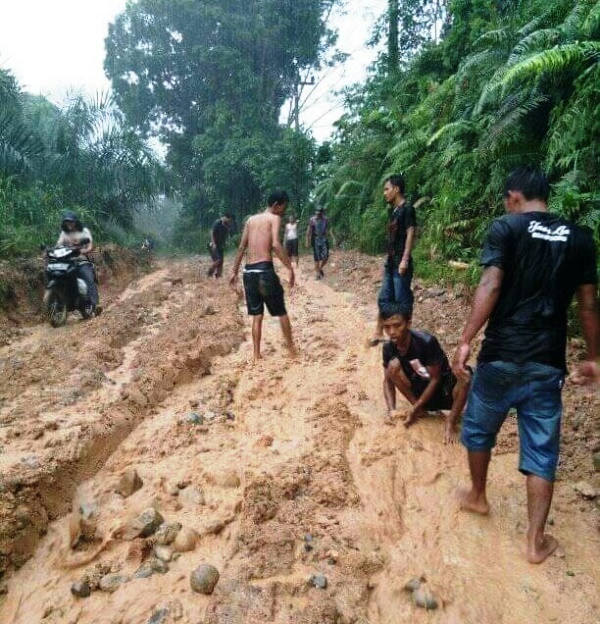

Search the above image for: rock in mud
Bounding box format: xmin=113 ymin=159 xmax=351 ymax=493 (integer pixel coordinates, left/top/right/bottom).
xmin=70 ymin=580 xmax=91 ymax=598
xmin=413 ymin=587 xmax=438 ymax=610
xmin=185 ymin=412 xmax=204 ymax=425
xmin=574 ymin=481 xmax=597 ymax=500
xmin=190 ymin=563 xmax=220 ymax=594
xmin=99 ymin=573 xmax=129 ymax=593
xmin=403 ymin=576 xmax=425 ymax=592
xmin=133 ymin=564 xmax=154 ymax=579
xmin=154 ymin=545 xmax=174 ymax=562
xmin=155 ymin=521 xmax=182 ymax=546
xmin=310 ymin=574 xmax=328 ymax=589
xmin=122 ymin=508 xmax=164 ymax=539
xmin=150 ymin=557 xmax=170 ymax=574
xmin=147 ymin=608 xmax=169 ymax=624
xmin=116 ymin=468 xmax=143 ymax=498
xmin=172 ymin=526 xmax=198 ymax=552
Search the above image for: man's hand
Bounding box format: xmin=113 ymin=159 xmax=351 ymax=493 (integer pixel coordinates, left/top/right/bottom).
xmin=229 ymin=270 xmax=238 ymax=287
xmin=453 ymin=342 xmax=472 ymax=382
xmin=570 ymin=360 xmax=599 ymax=386
xmin=288 ymin=268 xmax=295 ymax=289
xmin=399 ymin=260 xmax=408 ymax=275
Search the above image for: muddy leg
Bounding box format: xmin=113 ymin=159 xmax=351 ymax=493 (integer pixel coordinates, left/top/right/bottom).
xmin=385 ymin=360 xmax=422 ymax=426
xmin=278 ymin=314 xmax=296 ymax=357
xmin=526 ymin=475 xmax=557 ymax=564
xmin=444 ymin=376 xmax=470 ymax=445
xmin=251 ymin=315 xmax=263 ymax=361
xmin=460 ymin=450 xmax=491 ymax=515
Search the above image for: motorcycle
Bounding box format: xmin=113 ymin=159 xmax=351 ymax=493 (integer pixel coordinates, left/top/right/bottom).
xmin=43 ymin=239 xmax=98 ymax=327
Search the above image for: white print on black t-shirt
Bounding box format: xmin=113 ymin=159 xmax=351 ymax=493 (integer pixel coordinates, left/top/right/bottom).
xmin=409 ymin=359 xmax=430 ymax=379
xmin=528 ymin=220 xmax=570 ymax=242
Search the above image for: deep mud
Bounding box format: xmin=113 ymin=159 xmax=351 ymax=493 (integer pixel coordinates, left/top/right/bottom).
xmin=0 ymin=251 xmax=597 ymax=624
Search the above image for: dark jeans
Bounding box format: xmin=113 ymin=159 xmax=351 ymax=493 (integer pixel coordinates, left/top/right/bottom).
xmin=377 ymin=258 xmax=414 ymax=313
xmin=78 ymin=263 xmax=98 ymax=307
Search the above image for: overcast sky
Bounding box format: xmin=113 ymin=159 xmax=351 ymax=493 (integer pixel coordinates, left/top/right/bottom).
xmin=0 ymin=0 xmax=385 ymax=142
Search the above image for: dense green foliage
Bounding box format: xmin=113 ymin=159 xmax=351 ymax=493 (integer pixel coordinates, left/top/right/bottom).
xmin=317 ymin=0 xmax=599 ymax=265
xmin=105 ymin=0 xmax=336 ymax=249
xmin=0 ymin=70 xmax=164 ymax=257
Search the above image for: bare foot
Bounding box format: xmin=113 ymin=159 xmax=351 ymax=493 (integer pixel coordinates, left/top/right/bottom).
xmin=527 ymin=535 xmax=558 ymax=564
xmin=444 ymin=422 xmax=460 ymax=445
xmin=383 ymin=413 xmax=396 ymax=426
xmin=458 ymin=487 xmax=490 ymax=515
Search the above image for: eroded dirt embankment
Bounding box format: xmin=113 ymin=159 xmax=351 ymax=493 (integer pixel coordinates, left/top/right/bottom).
xmin=0 ymin=252 xmax=598 ymax=624
xmin=0 ymin=257 xmax=243 ymax=579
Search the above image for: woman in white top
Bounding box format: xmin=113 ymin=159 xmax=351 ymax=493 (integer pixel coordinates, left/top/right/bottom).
xmin=284 ymin=215 xmax=299 ymax=266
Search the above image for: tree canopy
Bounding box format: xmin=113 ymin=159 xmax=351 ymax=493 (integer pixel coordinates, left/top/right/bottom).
xmin=105 ymin=0 xmax=338 ymax=245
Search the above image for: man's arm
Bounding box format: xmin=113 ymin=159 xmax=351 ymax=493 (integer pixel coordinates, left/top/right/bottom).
xmin=408 ymin=364 xmax=442 ymax=416
xmin=305 ymin=221 xmax=312 ymax=248
xmin=383 ymin=373 xmax=396 ymax=414
xmin=453 ymin=266 xmax=503 ymax=379
xmin=229 ymin=222 xmax=249 ymax=284
xmin=572 ymin=283 xmax=599 ymax=384
xmin=79 ymin=229 xmax=93 ymax=254
xmin=271 ymin=217 xmax=295 ymax=288
xmin=399 ymin=226 xmax=415 ymax=274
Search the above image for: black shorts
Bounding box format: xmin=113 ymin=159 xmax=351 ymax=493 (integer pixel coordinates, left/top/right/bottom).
xmin=242 ymin=262 xmax=287 ymax=317
xmin=285 ymin=239 xmax=298 ymax=257
xmin=422 ymin=374 xmax=457 ymax=411
xmin=210 ymin=246 xmax=224 ymax=262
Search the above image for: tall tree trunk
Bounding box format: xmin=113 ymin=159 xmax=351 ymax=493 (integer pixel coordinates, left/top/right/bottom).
xmin=388 ymin=0 xmax=400 ymax=75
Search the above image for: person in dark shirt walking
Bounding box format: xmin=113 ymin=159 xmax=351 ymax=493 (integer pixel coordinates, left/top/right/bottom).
xmin=453 ymin=165 xmax=598 ymax=564
xmin=207 ymin=213 xmax=234 ymax=278
xmin=370 ymin=174 xmax=417 ymax=345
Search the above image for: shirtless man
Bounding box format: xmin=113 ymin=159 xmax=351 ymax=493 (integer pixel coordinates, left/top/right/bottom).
xmin=229 ymin=190 xmax=296 ymax=361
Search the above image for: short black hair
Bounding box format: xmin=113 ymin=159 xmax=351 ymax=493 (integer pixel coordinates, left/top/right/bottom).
xmin=223 ymin=212 xmax=234 ymax=220
xmin=504 ymin=166 xmax=550 ymax=202
xmin=384 ymin=174 xmax=406 ymax=196
xmin=267 ymin=190 xmax=290 ymax=206
xmin=379 ymin=301 xmax=412 ymax=321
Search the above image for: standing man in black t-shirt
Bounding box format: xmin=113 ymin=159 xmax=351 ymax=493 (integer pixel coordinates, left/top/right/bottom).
xmin=207 ymin=212 xmax=234 ymax=278
xmin=370 ymin=174 xmax=417 ymax=345
xmin=381 ymin=302 xmax=470 ymax=443
xmin=453 ymin=166 xmax=598 ymax=565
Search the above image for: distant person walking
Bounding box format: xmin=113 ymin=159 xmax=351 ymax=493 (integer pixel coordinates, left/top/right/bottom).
xmin=453 ymin=165 xmax=598 ymax=564
xmin=370 ymin=174 xmax=416 ymax=346
xmin=207 ymin=213 xmax=234 ymax=278
xmin=306 ymin=207 xmax=330 ymax=279
xmin=229 ymin=191 xmax=296 ymax=361
xmin=284 ymin=215 xmax=299 ymax=267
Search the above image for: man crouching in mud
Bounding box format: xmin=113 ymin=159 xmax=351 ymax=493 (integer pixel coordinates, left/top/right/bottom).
xmin=381 ymin=302 xmax=470 ymax=444
xmin=230 ymin=190 xmax=296 ymax=361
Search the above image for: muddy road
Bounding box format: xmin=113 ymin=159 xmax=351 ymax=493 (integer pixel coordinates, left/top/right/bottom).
xmin=0 ymin=254 xmax=598 ymax=624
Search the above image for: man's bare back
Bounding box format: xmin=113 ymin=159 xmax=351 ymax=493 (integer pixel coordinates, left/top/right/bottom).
xmin=245 ymin=212 xmax=281 ymax=264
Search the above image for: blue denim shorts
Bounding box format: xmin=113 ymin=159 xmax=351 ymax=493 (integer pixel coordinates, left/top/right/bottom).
xmin=461 ymin=361 xmax=564 ymax=481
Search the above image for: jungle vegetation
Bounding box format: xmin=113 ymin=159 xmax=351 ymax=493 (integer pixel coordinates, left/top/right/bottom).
xmin=1 ymin=0 xmax=598 ymax=265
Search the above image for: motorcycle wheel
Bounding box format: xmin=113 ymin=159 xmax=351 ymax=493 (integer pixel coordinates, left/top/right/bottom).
xmin=47 ymin=291 xmax=67 ymax=327
xmin=80 ymin=302 xmax=94 ymax=320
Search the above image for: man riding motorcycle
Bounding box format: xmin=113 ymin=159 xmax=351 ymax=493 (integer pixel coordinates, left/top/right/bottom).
xmin=56 ymin=211 xmax=99 ymax=315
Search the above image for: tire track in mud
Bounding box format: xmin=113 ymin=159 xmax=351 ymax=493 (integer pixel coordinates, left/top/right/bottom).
xmin=0 ymin=260 xmax=598 ymax=624
xmin=0 ymin=260 xmax=244 ymax=580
